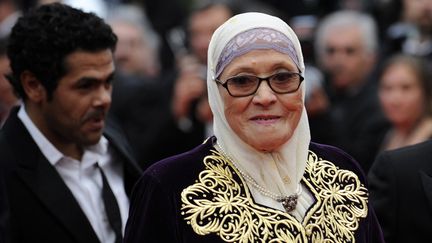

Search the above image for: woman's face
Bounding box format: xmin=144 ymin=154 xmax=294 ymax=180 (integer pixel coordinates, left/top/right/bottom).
xmin=218 ymin=49 xmax=304 ymax=152
xmin=379 ymin=62 xmax=425 ymax=128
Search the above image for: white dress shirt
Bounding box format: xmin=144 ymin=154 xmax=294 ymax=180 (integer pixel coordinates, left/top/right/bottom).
xmin=18 ymin=106 xmax=129 ymax=243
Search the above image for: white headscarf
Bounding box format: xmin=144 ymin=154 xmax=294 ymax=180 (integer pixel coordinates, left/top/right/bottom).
xmin=207 ymin=12 xmax=313 ymax=218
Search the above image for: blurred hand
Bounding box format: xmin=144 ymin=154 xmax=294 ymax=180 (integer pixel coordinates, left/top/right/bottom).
xmin=305 ymin=88 xmax=329 ymax=117
xmin=196 ymin=96 xmax=212 ymax=123
xmin=172 ymin=55 xmax=206 ymax=120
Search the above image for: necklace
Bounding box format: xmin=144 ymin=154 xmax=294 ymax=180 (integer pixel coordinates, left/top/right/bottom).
xmin=216 ymin=142 xmax=302 ymax=213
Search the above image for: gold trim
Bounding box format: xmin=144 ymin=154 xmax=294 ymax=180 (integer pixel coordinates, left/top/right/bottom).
xmin=181 ymin=148 xmax=368 ymax=242
xmin=302 ymin=151 xmax=368 ymax=242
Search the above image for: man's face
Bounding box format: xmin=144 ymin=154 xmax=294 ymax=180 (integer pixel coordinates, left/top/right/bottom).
xmin=0 ymin=55 xmax=17 ymax=107
xmin=111 ymin=22 xmax=156 ymax=77
xmin=321 ymin=27 xmax=374 ymax=91
xmin=189 ymin=5 xmax=231 ymax=64
xmin=39 ymin=49 xmax=115 ymax=147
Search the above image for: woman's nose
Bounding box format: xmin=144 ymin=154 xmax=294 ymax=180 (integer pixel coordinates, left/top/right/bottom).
xmin=252 ymin=81 xmax=277 ymax=106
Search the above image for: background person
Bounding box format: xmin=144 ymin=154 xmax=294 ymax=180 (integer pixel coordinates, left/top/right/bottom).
xmin=170 ymin=2 xmax=233 ymax=139
xmin=108 ymin=4 xmax=161 ymax=79
xmin=0 ymin=37 xmax=18 ymax=125
xmin=314 ymin=10 xmax=390 ymax=172
xmin=0 ymin=171 xmax=7 ymax=243
xmin=378 ymin=54 xmax=432 ymax=151
xmin=381 ymin=0 xmax=432 ymax=64
xmin=369 ymin=140 xmax=432 ymax=243
xmin=106 ymin=3 xmax=174 ymax=170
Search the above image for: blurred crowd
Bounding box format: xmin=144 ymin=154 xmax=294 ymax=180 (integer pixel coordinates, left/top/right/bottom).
xmin=1 ymin=0 xmax=432 ymax=174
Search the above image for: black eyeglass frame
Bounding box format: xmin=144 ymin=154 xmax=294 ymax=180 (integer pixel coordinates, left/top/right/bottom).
xmin=215 ymin=72 xmax=304 ymax=97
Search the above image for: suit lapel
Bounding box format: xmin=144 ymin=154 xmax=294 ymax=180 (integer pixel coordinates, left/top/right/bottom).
xmin=4 ymin=109 xmax=141 ymax=242
xmin=420 ymin=171 xmax=432 ymax=211
xmin=16 ymin=158 xmax=100 ymax=243
xmin=418 ymin=142 xmax=432 ymax=211
xmin=104 ymin=118 xmax=142 ymax=196
xmin=3 ymin=109 xmax=100 ymax=243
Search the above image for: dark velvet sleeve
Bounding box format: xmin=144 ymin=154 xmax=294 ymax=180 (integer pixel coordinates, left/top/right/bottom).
xmin=365 ymin=204 xmax=386 ymax=243
xmin=123 ymin=171 xmax=179 ymax=243
xmin=368 ymin=151 xmax=397 ymax=243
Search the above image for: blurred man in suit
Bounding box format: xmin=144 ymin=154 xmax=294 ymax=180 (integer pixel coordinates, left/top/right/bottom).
xmin=0 ymin=171 xmax=7 ymax=243
xmin=369 ymin=140 xmax=432 ymax=243
xmin=315 ymin=10 xmax=389 ymax=172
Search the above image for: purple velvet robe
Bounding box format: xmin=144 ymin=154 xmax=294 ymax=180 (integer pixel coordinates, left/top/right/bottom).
xmin=124 ymin=137 xmax=385 ymax=242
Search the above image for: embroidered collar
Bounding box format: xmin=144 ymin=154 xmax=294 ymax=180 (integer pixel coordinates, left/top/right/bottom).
xmin=181 ymin=148 xmax=368 ymax=242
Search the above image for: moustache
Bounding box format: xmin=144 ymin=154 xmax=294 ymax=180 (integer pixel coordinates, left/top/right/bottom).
xmin=82 ymin=109 xmax=106 ymax=123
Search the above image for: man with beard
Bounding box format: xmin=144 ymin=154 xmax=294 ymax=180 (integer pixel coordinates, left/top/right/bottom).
xmin=0 ymin=3 xmax=141 ymax=243
xmin=314 ymin=10 xmax=390 ymax=173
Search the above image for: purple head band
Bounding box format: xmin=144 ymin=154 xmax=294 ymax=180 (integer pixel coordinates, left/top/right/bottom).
xmin=215 ymin=27 xmax=300 ymax=78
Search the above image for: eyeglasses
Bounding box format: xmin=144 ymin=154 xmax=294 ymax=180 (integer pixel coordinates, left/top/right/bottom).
xmin=215 ymin=72 xmax=304 ymax=97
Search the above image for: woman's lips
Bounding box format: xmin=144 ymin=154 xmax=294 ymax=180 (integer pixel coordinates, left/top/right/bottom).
xmin=250 ymin=115 xmax=281 ymax=125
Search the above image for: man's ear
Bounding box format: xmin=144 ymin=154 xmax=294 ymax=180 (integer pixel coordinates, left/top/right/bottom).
xmin=20 ymin=71 xmax=46 ymax=102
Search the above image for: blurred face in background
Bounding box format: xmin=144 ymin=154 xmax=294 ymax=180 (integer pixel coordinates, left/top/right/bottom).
xmin=379 ymin=62 xmax=426 ymax=129
xmin=0 ymin=55 xmax=17 ymax=108
xmin=321 ymin=26 xmax=374 ymax=91
xmin=189 ymin=4 xmax=231 ymax=64
xmin=403 ymin=0 xmax=432 ymax=33
xmin=111 ymin=21 xmax=159 ymax=77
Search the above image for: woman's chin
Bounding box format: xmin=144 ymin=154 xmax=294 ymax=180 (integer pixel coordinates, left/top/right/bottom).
xmin=246 ymin=137 xmax=287 ymax=152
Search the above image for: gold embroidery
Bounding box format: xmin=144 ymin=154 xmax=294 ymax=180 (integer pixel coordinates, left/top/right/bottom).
xmin=181 ymin=149 xmax=368 ymax=242
xmin=302 ymin=151 xmax=369 ymax=242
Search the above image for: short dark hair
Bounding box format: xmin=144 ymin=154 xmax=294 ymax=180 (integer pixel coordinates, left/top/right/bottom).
xmin=7 ymin=3 xmax=118 ymax=100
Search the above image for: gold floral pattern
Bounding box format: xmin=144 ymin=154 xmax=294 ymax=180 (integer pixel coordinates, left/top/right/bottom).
xmin=181 ymin=148 xmax=368 ymax=242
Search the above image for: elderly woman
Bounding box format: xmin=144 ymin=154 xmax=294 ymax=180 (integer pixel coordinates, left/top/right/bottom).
xmin=124 ymin=12 xmax=384 ymax=242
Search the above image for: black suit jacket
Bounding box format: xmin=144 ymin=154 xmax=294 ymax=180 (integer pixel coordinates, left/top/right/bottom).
xmin=0 ymin=107 xmax=142 ymax=243
xmin=368 ymin=140 xmax=432 ymax=243
xmin=0 ymin=169 xmax=7 ymax=243
xmin=110 ymin=72 xmax=205 ymax=170
xmin=327 ymin=80 xmax=390 ymax=173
